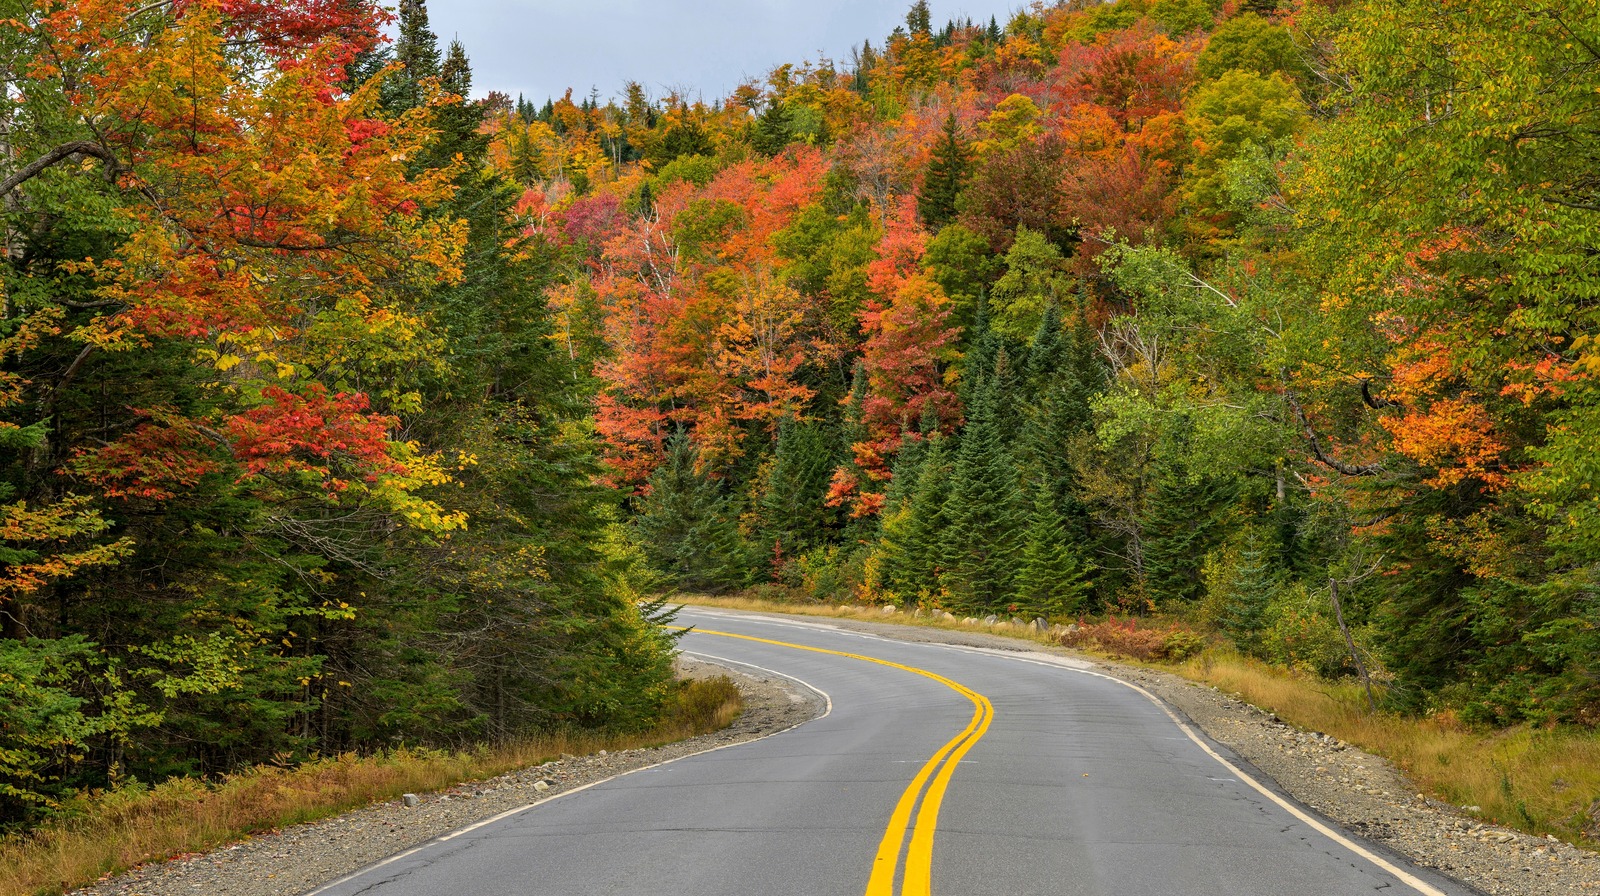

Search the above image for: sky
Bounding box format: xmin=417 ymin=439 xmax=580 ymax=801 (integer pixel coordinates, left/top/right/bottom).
xmin=425 ymin=1 xmax=1027 ymax=104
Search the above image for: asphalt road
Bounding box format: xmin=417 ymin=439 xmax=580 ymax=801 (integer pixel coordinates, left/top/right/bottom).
xmin=307 ymin=607 xmax=1477 ymax=896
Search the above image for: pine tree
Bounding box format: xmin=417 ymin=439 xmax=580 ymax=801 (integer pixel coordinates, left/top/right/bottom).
xmin=1141 ymin=452 xmax=1238 ymax=605
xmin=940 ymin=383 xmax=1028 ymax=613
xmin=894 ymin=432 xmax=954 ymax=597
xmin=918 ymin=113 xmax=968 ymax=230
xmin=393 ymin=0 xmax=442 ymax=111
xmin=1013 ymin=482 xmax=1093 ymax=619
xmin=907 ymin=0 xmax=933 ymax=35
xmin=751 ymin=100 xmax=792 ymax=156
xmin=1223 ymin=530 xmax=1275 ymax=656
xmin=634 ymin=436 xmax=748 ymax=593
xmin=988 ymin=16 xmax=1003 ymax=42
xmin=759 ymin=419 xmax=839 ymax=558
xmin=440 ymin=39 xmax=471 ymax=98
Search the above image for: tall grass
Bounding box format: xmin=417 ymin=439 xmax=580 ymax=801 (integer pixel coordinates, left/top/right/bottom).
xmin=0 ymin=677 xmax=741 ymax=896
xmin=1178 ymin=653 xmax=1600 ymax=848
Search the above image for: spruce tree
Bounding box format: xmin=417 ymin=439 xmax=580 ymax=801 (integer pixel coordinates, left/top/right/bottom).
xmin=1223 ymin=531 xmax=1276 ymax=656
xmin=894 ymin=432 xmax=954 ymax=597
xmin=1013 ymin=482 xmax=1093 ymax=619
xmin=918 ymin=113 xmax=969 ymax=230
xmin=940 ymin=383 xmax=1028 ymax=613
xmin=907 ymin=0 xmax=933 ymax=35
xmin=1141 ymin=452 xmax=1238 ymax=605
xmin=393 ymin=0 xmax=442 ymax=111
xmin=758 ymin=420 xmax=838 ymax=559
xmin=634 ymin=436 xmax=748 ymax=593
xmin=751 ymin=101 xmax=792 ymax=157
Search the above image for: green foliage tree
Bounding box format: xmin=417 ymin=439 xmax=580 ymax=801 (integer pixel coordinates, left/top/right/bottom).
xmin=940 ymin=383 xmax=1027 ymax=612
xmin=635 ymin=436 xmax=749 ymax=594
xmin=918 ymin=113 xmax=969 ymax=231
xmin=1012 ymin=483 xmax=1093 ymax=619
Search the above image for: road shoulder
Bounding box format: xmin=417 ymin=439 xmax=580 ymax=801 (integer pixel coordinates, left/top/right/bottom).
xmin=66 ymin=657 xmax=824 ymax=896
xmin=731 ymin=608 xmax=1598 ymax=896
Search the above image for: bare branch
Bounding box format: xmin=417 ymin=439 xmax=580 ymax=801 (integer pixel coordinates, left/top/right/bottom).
xmin=0 ymin=141 xmax=122 ymax=199
xmin=1285 ymin=390 xmax=1385 ymax=476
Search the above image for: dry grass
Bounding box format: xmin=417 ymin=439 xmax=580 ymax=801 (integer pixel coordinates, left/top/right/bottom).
xmin=681 ymin=594 xmax=1065 ymax=643
xmin=0 ymin=677 xmax=741 ymax=896
xmin=1179 ymin=653 xmax=1600 ymax=848
xmin=686 ymin=595 xmax=1600 ymax=849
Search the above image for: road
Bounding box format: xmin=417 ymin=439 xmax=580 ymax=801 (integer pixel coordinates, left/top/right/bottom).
xmin=307 ymin=607 xmax=1476 ymax=896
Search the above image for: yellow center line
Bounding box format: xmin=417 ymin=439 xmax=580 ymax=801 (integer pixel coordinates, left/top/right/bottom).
xmin=677 ymin=626 xmax=994 ymax=896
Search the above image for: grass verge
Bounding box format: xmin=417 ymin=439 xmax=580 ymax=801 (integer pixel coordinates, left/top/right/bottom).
xmin=0 ymin=677 xmax=741 ymax=896
xmin=1177 ymin=653 xmax=1600 ymax=848
xmin=681 ymin=594 xmax=1600 ymax=849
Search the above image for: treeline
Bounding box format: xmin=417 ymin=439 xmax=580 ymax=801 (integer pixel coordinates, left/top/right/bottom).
xmin=495 ymin=0 xmax=1600 ymax=731
xmin=0 ymin=0 xmax=677 ymax=825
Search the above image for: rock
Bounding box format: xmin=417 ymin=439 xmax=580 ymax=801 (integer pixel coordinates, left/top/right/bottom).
xmin=1032 ymin=618 xmax=1048 ymax=632
xmin=560 ymin=752 xmax=575 ymax=760
xmin=883 ymin=605 xmax=896 ymax=615
xmin=838 ymin=605 xmax=852 ymax=613
xmin=963 ymin=617 xmax=978 ymax=626
xmin=597 ymin=750 xmax=607 ymax=757
xmin=402 ymin=793 xmax=419 ymax=808
xmin=533 ymin=780 xmax=550 ymax=793
xmin=913 ymin=608 xmax=925 ymax=618
xmin=983 ymin=614 xmax=998 ymax=625
xmin=1066 ymin=623 xmax=1080 ymax=633
xmin=1011 ymin=616 xmax=1025 ymax=627
xmin=941 ymin=612 xmax=956 ymax=621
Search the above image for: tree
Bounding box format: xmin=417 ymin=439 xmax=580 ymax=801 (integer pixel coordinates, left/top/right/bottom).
xmin=940 ymin=381 xmax=1027 ymax=612
xmin=1012 ymin=482 xmax=1094 ymax=619
xmin=634 ymin=436 xmax=748 ymax=593
xmin=917 ymin=113 xmax=969 ymax=231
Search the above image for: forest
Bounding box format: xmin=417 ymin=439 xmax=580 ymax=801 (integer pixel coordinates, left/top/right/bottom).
xmin=3 ymin=0 xmax=1599 ymax=828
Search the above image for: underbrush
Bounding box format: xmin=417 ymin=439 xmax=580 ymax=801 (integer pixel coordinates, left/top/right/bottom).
xmin=0 ymin=677 xmax=740 ymax=896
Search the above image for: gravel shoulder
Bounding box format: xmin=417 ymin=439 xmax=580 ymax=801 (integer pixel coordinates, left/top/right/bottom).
xmin=69 ymin=609 xmax=1600 ymax=896
xmin=794 ymin=610 xmax=1600 ymax=896
xmin=67 ymin=657 xmax=824 ymax=896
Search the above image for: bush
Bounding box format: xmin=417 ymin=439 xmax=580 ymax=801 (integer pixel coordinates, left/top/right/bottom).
xmin=1056 ymin=617 xmax=1208 ymax=663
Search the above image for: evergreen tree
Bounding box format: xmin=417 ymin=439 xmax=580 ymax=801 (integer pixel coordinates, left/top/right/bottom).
xmin=940 ymin=383 xmax=1028 ymax=612
xmin=440 ymin=39 xmax=471 ymax=98
xmin=758 ymin=419 xmax=838 ymax=559
xmin=1223 ymin=530 xmax=1276 ymax=655
xmin=988 ymin=16 xmax=1003 ymax=42
xmin=635 ymin=436 xmax=748 ymax=593
xmin=393 ymin=0 xmax=442 ymax=110
xmin=1013 ymin=481 xmax=1093 ymax=619
xmin=918 ymin=113 xmax=969 ymax=230
xmin=906 ymin=0 xmax=932 ymax=35
xmin=751 ymin=100 xmax=793 ymax=156
xmin=1141 ymin=450 xmax=1239 ymax=605
xmin=894 ymin=432 xmax=954 ymax=597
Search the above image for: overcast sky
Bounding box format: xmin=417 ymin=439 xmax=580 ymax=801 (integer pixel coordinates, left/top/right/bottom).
xmin=425 ymin=1 xmax=1026 ymax=104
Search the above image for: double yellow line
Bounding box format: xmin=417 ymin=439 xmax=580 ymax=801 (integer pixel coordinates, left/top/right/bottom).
xmin=685 ymin=628 xmax=994 ymax=896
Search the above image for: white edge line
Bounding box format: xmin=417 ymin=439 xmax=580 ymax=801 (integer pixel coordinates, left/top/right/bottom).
xmin=301 ymin=651 xmax=831 ymax=896
xmin=683 ymin=608 xmax=1451 ymax=896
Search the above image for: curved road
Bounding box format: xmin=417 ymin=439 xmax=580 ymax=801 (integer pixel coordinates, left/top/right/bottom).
xmin=307 ymin=607 xmax=1475 ymax=896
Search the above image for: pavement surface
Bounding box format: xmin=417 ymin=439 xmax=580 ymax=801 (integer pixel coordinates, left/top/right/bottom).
xmin=304 ymin=607 xmax=1479 ymax=896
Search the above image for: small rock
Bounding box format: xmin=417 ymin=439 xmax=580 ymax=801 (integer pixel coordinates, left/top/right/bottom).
xmin=913 ymin=608 xmax=925 ymax=618
xmin=983 ymin=614 xmax=998 ymax=625
xmin=560 ymin=752 xmax=575 ymax=760
xmin=598 ymin=750 xmax=607 ymax=757
xmin=883 ymin=605 xmax=897 ymax=615
xmin=402 ymin=793 xmax=419 ymax=808
xmin=533 ymin=780 xmax=550 ymax=792
xmin=941 ymin=611 xmax=956 ymax=621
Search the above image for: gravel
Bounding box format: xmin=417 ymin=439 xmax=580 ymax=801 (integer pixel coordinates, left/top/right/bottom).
xmin=807 ymin=613 xmax=1600 ymax=896
xmin=66 ymin=657 xmax=823 ymax=896
xmin=68 ymin=612 xmax=1600 ymax=896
